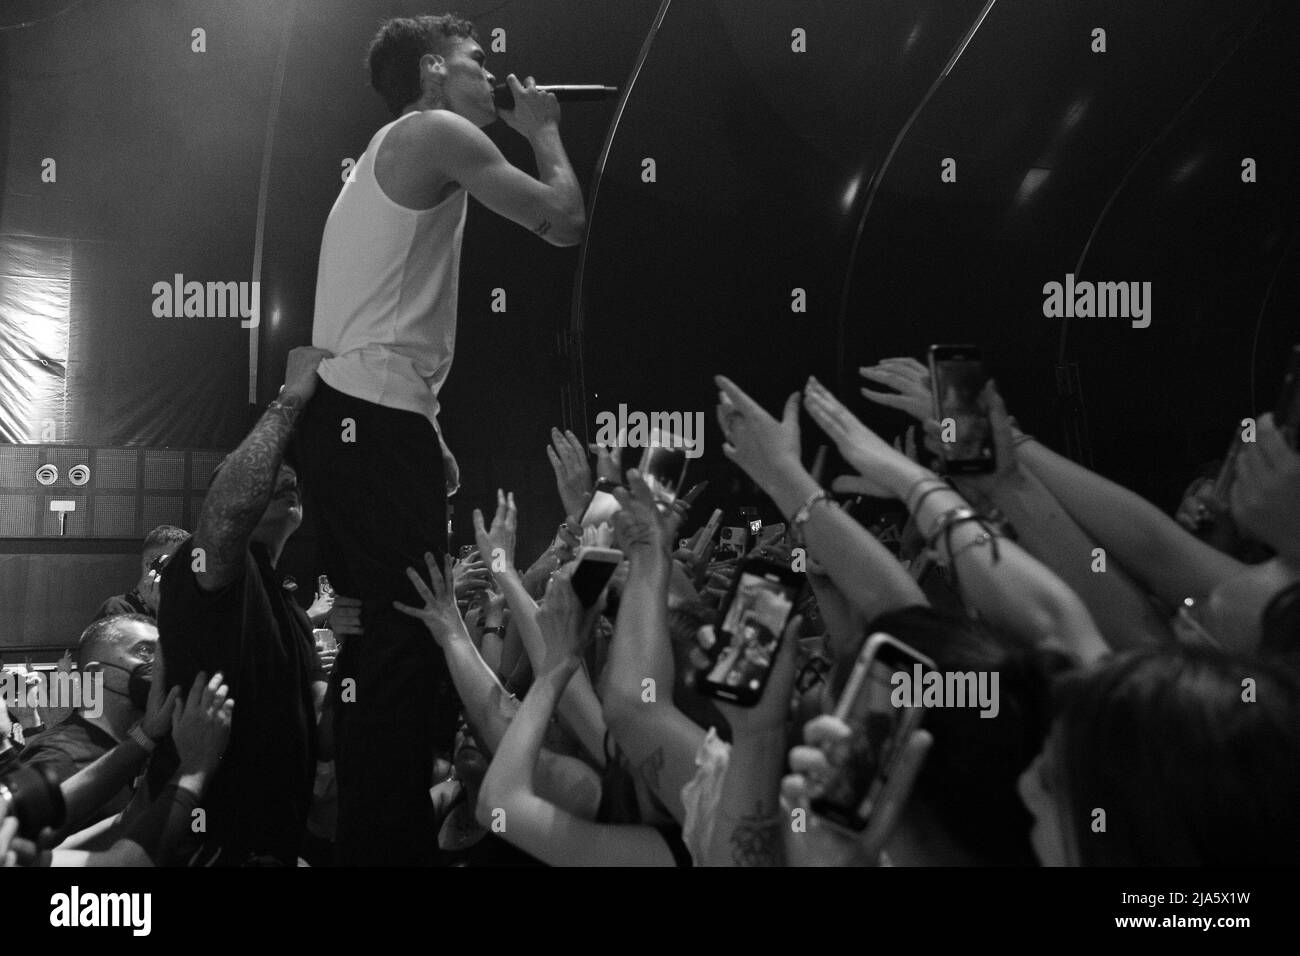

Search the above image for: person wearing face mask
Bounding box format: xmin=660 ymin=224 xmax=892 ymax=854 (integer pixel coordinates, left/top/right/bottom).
xmin=17 ymin=614 xmax=158 ymax=826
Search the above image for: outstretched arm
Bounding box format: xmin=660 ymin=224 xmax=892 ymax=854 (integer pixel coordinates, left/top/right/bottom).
xmin=394 ymin=552 xmax=603 ymax=820
xmin=191 ymin=347 xmax=329 ymax=592
xmin=601 ymin=475 xmax=707 ymax=824
xmin=477 ymin=570 xmax=675 ymax=866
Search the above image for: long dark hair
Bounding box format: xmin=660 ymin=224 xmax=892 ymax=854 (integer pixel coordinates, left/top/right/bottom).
xmin=1053 ymin=645 xmax=1300 ymax=865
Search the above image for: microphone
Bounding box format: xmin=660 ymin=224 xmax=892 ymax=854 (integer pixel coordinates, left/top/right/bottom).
xmin=493 ymin=84 xmax=619 ymax=111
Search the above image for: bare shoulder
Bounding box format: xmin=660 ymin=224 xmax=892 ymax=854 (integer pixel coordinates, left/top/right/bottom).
xmin=387 ymin=109 xmax=483 ymax=154
xmin=377 ymin=111 xmax=492 ymax=208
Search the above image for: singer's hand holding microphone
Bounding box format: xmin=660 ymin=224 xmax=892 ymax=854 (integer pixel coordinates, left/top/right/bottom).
xmin=497 ymin=74 xmax=561 ymax=138
xmin=494 ymin=74 xmax=618 ymax=137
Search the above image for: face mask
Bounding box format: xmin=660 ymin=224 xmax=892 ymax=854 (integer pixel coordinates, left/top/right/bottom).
xmin=92 ymin=661 xmax=153 ymax=711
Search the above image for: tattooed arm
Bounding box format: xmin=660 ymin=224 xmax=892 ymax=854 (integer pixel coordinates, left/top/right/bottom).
xmin=702 ymin=619 xmax=801 ymax=867
xmin=191 ymin=347 xmax=329 ymax=593
xmin=601 ymin=477 xmax=705 ymax=824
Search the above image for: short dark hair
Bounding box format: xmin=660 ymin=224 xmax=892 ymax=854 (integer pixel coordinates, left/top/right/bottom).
xmin=366 ymin=14 xmax=479 ymax=116
xmin=142 ymin=525 xmax=189 ymax=554
xmin=77 ymin=613 xmax=155 ymax=670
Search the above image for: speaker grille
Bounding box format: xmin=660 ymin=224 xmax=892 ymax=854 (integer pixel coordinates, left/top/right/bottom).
xmin=142 ymin=495 xmax=185 ymax=532
xmin=0 ymin=494 xmax=38 ymax=536
xmin=144 ymin=451 xmax=186 ymax=490
xmin=0 ymin=447 xmax=40 ymax=487
xmin=93 ymin=496 xmax=138 ymax=537
xmin=94 ymin=448 xmax=138 ymax=488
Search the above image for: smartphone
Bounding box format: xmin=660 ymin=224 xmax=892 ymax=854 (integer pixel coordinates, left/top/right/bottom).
xmin=694 ymin=508 xmax=725 ymax=557
xmin=695 ymin=558 xmax=802 ymax=705
xmin=317 ymin=573 xmax=334 ymax=596
xmin=638 ymin=432 xmax=689 ymax=505
xmin=716 ymin=525 xmax=749 ymax=560
xmin=570 ymin=546 xmax=623 ymax=607
xmin=1275 ymin=344 xmax=1300 ymax=450
xmin=928 ymin=344 xmax=995 ymax=473
xmin=580 ymin=478 xmax=624 ymax=528
xmin=811 ymin=633 xmax=935 ymax=832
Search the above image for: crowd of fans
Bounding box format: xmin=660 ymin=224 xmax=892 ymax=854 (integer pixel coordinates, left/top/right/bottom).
xmin=2 ymin=352 xmax=1298 ymax=867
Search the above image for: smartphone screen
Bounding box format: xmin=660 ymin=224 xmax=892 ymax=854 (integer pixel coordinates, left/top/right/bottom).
xmin=930 ymin=346 xmax=995 ymax=472
xmin=570 ymin=547 xmax=622 ymax=607
xmin=811 ymin=635 xmax=933 ymax=831
xmin=697 ymin=560 xmax=800 ymax=704
xmin=639 ymin=433 xmax=689 ymax=504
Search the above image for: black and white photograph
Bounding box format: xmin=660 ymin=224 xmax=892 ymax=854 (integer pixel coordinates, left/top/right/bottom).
xmin=1 ymin=0 xmax=1296 ymax=935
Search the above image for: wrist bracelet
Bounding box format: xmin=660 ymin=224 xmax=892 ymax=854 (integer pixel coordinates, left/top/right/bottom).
xmin=789 ymin=490 xmax=831 ymax=539
xmin=481 ymin=625 xmax=506 ymax=638
xmin=910 ymin=482 xmax=954 ymax=517
xmin=926 ymin=506 xmax=977 ymax=546
xmin=129 ymin=723 xmax=158 ymax=754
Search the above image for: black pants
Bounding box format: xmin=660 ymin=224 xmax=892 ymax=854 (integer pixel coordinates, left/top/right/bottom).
xmin=294 ymin=381 xmax=459 ymax=865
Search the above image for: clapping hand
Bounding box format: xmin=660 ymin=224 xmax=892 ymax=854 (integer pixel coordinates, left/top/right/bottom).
xmin=547 ymin=427 xmax=594 ymax=519
xmin=173 ymin=672 xmax=235 ymax=779
xmin=473 ymin=490 xmax=518 ymax=575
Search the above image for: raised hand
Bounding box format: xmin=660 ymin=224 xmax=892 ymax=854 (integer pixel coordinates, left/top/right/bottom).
xmin=280 ymin=346 xmax=332 ymax=403
xmin=1231 ymin=412 xmax=1300 ymax=561
xmin=713 ymin=616 xmax=802 ymax=735
xmin=141 ymin=642 xmax=180 ymax=742
xmin=588 ymin=442 xmax=623 ymax=485
xmin=473 ymin=489 xmax=518 ymax=574
xmin=612 ymin=469 xmax=674 ymax=561
xmin=306 ymin=588 xmax=334 ymax=626
xmin=173 ymin=671 xmax=235 ymax=778
xmin=781 ymin=723 xmax=932 ymax=866
xmin=858 ymin=356 xmax=934 ymax=423
xmin=393 ymin=552 xmax=469 ymax=648
xmin=803 ymin=376 xmax=918 ymax=499
xmin=547 ymin=427 xmax=594 ymax=519
xmin=535 ymin=565 xmax=602 ymax=674
xmin=714 ymin=375 xmax=803 ymax=494
xmin=453 ymin=549 xmax=493 ymax=601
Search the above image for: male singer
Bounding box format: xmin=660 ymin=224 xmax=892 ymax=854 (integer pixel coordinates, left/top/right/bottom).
xmin=294 ymin=13 xmax=585 ymax=865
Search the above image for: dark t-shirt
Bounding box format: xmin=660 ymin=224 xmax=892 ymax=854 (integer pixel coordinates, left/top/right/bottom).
xmin=19 ymin=712 xmax=131 ymax=822
xmin=147 ymin=536 xmax=318 ymax=866
xmin=94 ymin=589 xmax=152 ymax=621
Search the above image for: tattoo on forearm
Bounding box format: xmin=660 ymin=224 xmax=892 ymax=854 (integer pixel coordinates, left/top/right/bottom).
xmin=729 ymin=799 xmax=782 ymax=867
xmin=533 ymin=218 xmax=552 ymax=238
xmin=638 ymin=746 xmax=665 ymax=794
xmin=195 ymin=394 xmax=304 ymax=584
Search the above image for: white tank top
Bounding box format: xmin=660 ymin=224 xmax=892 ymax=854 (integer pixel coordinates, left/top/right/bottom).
xmin=311 ymin=111 xmax=468 ymax=436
